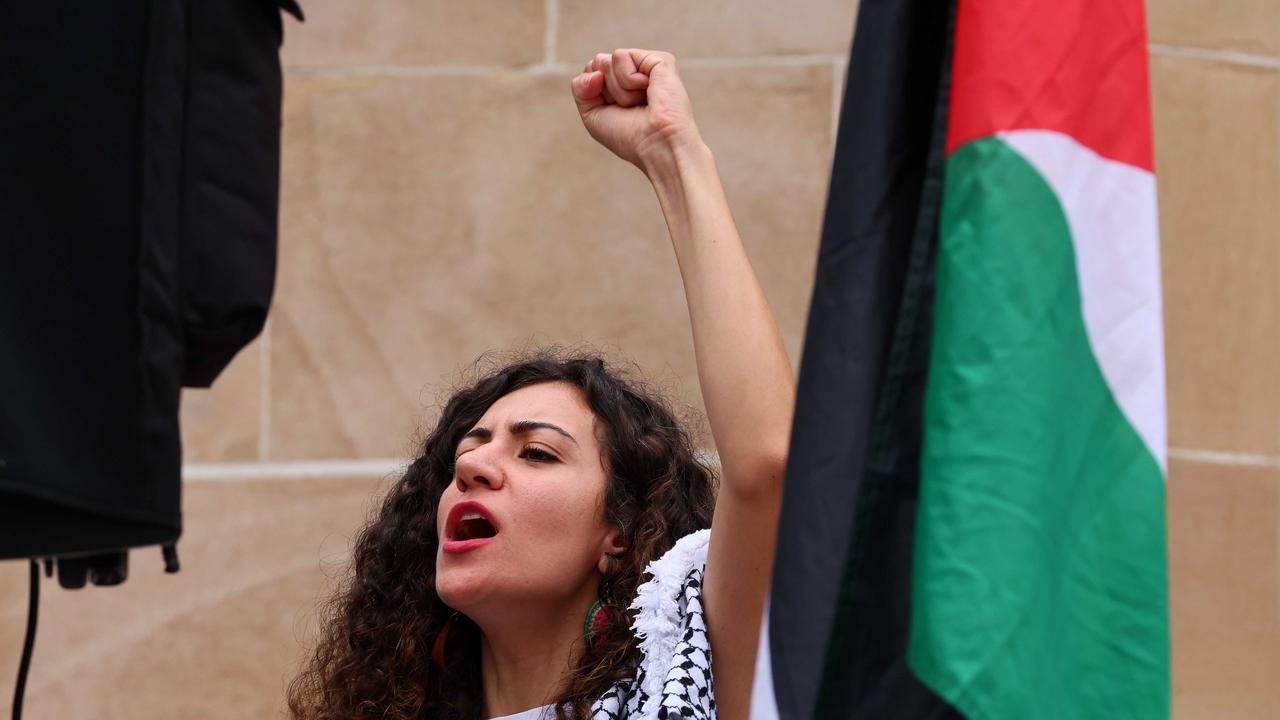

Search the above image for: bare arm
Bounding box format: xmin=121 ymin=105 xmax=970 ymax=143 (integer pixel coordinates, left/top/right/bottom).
xmin=649 ymin=139 xmax=794 ymax=720
xmin=573 ymin=50 xmax=795 ymax=719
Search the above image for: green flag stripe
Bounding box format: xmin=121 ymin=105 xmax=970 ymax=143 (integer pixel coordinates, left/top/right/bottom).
xmin=908 ymin=136 xmax=1169 ymax=719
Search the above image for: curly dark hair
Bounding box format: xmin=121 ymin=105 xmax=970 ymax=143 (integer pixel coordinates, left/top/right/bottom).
xmin=287 ymin=350 xmax=717 ymax=720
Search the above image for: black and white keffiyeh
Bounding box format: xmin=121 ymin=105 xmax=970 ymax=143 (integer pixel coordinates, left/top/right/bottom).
xmin=496 ymin=530 xmax=717 ymax=720
xmin=591 ymin=529 xmax=716 ymax=720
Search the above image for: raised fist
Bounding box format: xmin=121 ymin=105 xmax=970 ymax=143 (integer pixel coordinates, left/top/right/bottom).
xmin=571 ymin=49 xmax=702 ymax=175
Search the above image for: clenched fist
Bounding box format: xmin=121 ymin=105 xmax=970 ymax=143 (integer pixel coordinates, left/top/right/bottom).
xmin=571 ymin=49 xmax=704 ymax=176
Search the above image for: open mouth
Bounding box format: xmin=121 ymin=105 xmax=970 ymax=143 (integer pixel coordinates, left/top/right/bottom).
xmin=445 ymin=501 xmax=500 ymax=546
xmin=453 ymin=513 xmax=497 ymax=541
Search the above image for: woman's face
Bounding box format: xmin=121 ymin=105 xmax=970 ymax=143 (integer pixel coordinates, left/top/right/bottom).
xmin=435 ymin=381 xmax=621 ymax=616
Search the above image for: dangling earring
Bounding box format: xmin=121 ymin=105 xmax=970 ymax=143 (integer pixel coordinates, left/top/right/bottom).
xmin=583 ymin=599 xmax=616 ymax=648
xmin=432 ymin=612 xmax=459 ymax=671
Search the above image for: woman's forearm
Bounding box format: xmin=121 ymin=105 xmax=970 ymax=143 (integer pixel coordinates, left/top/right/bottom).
xmin=646 ymin=140 xmax=796 ymax=495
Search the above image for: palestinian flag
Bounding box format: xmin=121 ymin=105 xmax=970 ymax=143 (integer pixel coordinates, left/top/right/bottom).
xmin=754 ymin=0 xmax=1168 ymax=718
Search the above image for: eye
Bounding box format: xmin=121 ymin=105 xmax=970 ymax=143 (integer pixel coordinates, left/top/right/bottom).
xmin=520 ymin=445 xmax=559 ymax=463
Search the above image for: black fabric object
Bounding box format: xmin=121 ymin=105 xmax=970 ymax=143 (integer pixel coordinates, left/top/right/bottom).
xmin=766 ymin=0 xmax=960 ymax=717
xmin=182 ymin=0 xmax=300 ymax=387
xmin=0 ymin=0 xmax=299 ymax=561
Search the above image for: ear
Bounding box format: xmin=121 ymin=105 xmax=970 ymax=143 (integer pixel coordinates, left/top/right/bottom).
xmin=597 ymin=527 xmax=628 ymax=575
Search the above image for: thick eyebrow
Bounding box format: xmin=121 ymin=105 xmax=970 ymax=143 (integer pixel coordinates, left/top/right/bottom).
xmin=510 ymin=420 xmax=578 ymax=446
xmin=460 ymin=427 xmax=492 ymax=442
xmin=459 ymin=421 xmax=578 ymax=446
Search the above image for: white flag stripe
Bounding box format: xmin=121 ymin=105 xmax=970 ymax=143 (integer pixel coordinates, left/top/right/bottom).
xmin=1000 ymin=130 xmax=1168 ymax=473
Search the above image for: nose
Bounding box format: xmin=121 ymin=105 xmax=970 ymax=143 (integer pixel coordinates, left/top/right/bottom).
xmin=453 ymin=444 xmax=505 ymax=493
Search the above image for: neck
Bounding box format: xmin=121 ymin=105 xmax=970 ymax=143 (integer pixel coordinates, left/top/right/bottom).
xmin=475 ymin=591 xmax=596 ymax=718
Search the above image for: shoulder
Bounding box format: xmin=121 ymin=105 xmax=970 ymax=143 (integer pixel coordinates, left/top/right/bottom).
xmin=606 ymin=529 xmax=716 ymax=719
xmin=634 ymin=528 xmax=711 ymax=618
xmin=630 ymin=528 xmax=711 ymax=665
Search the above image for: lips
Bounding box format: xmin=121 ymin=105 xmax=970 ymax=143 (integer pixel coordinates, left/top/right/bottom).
xmin=443 ymin=500 xmax=499 ymax=554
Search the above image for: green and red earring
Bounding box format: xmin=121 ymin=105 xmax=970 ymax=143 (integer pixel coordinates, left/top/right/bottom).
xmin=583 ymin=599 xmax=617 ymax=648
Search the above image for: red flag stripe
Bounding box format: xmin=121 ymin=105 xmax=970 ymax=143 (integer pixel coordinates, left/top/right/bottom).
xmin=945 ymin=0 xmax=1155 ymax=172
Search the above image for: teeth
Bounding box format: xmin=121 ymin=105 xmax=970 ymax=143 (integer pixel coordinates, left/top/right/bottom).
xmin=451 ymin=510 xmax=496 ymax=541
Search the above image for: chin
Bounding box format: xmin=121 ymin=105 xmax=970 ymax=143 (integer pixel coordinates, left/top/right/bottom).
xmin=435 ymin=565 xmax=495 ymax=610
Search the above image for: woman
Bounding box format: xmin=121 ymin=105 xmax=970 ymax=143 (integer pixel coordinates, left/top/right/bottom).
xmin=288 ymin=49 xmax=795 ymax=720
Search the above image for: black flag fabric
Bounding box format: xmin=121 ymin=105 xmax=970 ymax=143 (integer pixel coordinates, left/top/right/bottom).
xmin=752 ymin=0 xmax=960 ymax=717
xmin=0 ymin=0 xmax=298 ymax=566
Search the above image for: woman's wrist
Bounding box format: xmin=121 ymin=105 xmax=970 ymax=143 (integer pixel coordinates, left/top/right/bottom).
xmin=641 ymin=133 xmax=715 ymax=190
xmin=644 ymin=134 xmax=736 ymax=266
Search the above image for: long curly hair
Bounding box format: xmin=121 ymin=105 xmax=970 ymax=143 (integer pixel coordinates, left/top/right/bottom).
xmin=287 ymin=350 xmax=717 ymax=720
